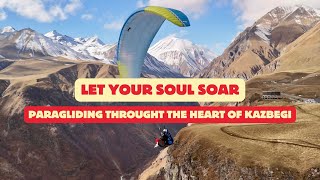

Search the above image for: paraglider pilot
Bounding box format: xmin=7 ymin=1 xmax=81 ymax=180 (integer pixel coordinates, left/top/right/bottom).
xmin=154 ymin=127 xmax=174 ymax=148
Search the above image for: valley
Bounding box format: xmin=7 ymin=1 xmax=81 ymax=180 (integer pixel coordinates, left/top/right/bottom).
xmin=0 ymin=57 xmax=190 ymax=179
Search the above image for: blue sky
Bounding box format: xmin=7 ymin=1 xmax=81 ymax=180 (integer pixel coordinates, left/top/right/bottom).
xmin=0 ymin=0 xmax=319 ymax=55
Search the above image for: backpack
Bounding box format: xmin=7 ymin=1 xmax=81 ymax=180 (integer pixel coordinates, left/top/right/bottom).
xmin=166 ymin=132 xmax=174 ymax=145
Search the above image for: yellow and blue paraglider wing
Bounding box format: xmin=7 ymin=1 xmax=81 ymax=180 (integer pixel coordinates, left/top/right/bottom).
xmin=117 ymin=6 xmax=190 ymax=78
xmin=144 ymin=6 xmax=190 ymax=27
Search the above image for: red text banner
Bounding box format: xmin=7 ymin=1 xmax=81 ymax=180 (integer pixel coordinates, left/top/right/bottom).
xmin=24 ymin=106 xmax=296 ymax=124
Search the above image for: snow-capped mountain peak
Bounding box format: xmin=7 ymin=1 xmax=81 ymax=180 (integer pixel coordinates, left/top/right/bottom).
xmin=198 ymin=5 xmax=320 ymax=80
xmin=150 ymin=35 xmax=194 ymax=52
xmin=45 ymin=30 xmax=79 ymax=46
xmin=287 ymin=5 xmax=320 ymax=16
xmin=45 ymin=30 xmax=61 ymax=37
xmin=44 ymin=31 xmax=115 ymax=63
xmin=149 ymin=35 xmax=216 ymax=77
xmin=74 ymin=36 xmax=104 ymax=47
xmin=257 ymin=5 xmax=320 ymax=28
xmin=252 ymin=5 xmax=320 ymax=45
xmin=1 ymin=26 xmax=16 ymax=34
xmin=71 ymin=36 xmax=114 ymax=63
xmin=74 ymin=37 xmax=85 ymax=44
xmin=84 ymin=36 xmax=105 ymax=46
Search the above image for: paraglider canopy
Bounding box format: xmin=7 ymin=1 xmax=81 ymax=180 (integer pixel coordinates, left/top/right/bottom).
xmin=117 ymin=6 xmax=190 ymax=78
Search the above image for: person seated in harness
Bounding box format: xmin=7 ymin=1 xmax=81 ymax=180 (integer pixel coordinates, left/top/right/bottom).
xmin=154 ymin=128 xmax=174 ymax=148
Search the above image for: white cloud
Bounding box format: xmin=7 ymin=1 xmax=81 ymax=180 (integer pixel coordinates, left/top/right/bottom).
xmin=212 ymin=42 xmax=228 ymax=55
xmin=0 ymin=0 xmax=83 ymax=23
xmin=169 ymin=30 xmax=189 ymax=38
xmin=64 ymin=0 xmax=82 ymax=14
xmin=215 ymin=0 xmax=229 ymax=7
xmin=232 ymin=0 xmax=320 ymax=28
xmin=136 ymin=0 xmax=146 ymax=8
xmin=81 ymin=13 xmax=93 ymax=20
xmin=141 ymin=0 xmax=212 ymax=19
xmin=50 ymin=6 xmax=67 ymax=21
xmin=104 ymin=20 xmax=124 ymax=30
xmin=0 ymin=0 xmax=53 ymax=22
xmin=0 ymin=9 xmax=7 ymax=21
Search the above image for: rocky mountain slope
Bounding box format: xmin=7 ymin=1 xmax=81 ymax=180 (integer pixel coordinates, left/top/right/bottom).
xmin=149 ymin=35 xmax=215 ymax=77
xmin=139 ymin=8 xmax=320 ymax=178
xmin=141 ymin=105 xmax=320 ymax=180
xmin=142 ymin=54 xmax=184 ymax=78
xmin=198 ymin=5 xmax=320 ymax=79
xmin=140 ymin=66 xmax=320 ymax=179
xmin=259 ymin=21 xmax=320 ymax=74
xmin=242 ymin=21 xmax=320 ymax=106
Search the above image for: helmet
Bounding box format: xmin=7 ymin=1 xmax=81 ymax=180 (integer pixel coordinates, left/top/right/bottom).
xmin=163 ymin=129 xmax=168 ymax=133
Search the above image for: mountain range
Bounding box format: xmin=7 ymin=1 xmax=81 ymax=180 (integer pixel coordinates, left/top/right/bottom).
xmin=198 ymin=5 xmax=320 ymax=79
xmin=0 ymin=24 xmax=217 ymax=78
xmin=1 ymin=5 xmax=319 ymax=80
xmin=0 ymin=26 xmax=189 ymax=78
xmin=45 ymin=30 xmax=116 ymax=63
xmin=140 ymin=5 xmax=320 ymax=180
xmin=45 ymin=30 xmax=215 ymax=77
xmin=0 ymin=27 xmax=91 ymax=60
